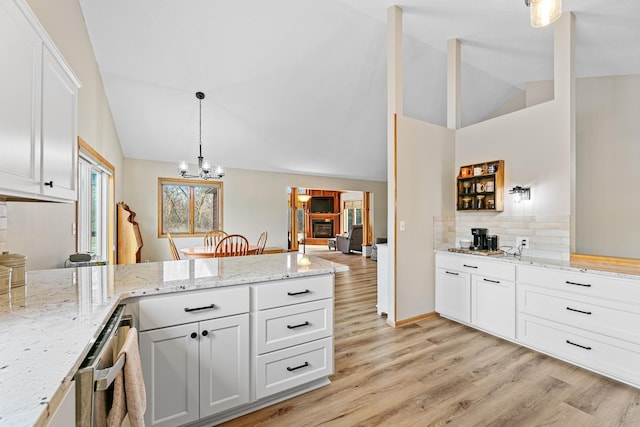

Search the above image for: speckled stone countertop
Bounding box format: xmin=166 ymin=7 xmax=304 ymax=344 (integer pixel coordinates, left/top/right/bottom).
xmin=0 ymin=253 xmax=347 ymax=427
xmin=436 ymin=249 xmax=640 ymax=281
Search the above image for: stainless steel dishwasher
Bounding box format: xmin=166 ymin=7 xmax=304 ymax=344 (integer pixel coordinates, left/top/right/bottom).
xmin=75 ymin=305 xmax=133 ymax=426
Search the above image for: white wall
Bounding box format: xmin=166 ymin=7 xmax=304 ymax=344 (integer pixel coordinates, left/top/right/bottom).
xmin=455 ymin=100 xmax=570 ymax=217
xmin=123 ymin=158 xmax=387 ymax=262
xmin=4 ymin=0 xmax=124 ymax=270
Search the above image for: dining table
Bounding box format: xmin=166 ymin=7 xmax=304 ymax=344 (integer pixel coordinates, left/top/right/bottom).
xmin=180 ymin=245 xmax=259 ymax=259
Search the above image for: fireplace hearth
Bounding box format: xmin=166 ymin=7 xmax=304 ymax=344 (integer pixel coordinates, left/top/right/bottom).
xmin=312 ymin=220 xmax=334 ymax=238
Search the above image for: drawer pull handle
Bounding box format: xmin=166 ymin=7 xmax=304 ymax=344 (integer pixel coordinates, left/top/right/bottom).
xmin=566 ymin=307 xmax=592 ymax=315
xmin=445 ymin=271 xmax=459 ymax=276
xmin=463 ymin=264 xmax=478 ymax=269
xmin=566 ymin=339 xmax=591 ymax=351
xmin=287 ymin=289 xmax=310 ymax=296
xmin=287 ymin=321 xmax=310 ymax=329
xmin=565 ymin=280 xmax=591 ymax=288
xmin=44 ymin=181 xmax=54 ymax=187
xmin=184 ymin=304 xmax=215 ymax=312
xmin=286 ymin=361 xmax=310 ymax=372
xmin=483 ymin=278 xmax=501 ymax=284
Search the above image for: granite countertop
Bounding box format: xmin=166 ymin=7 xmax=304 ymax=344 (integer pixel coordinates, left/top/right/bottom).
xmin=435 ymin=248 xmax=640 ymax=281
xmin=0 ymin=253 xmax=347 ymax=427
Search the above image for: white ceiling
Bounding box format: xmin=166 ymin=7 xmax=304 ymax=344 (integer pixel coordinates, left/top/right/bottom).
xmin=78 ymin=0 xmax=640 ymax=182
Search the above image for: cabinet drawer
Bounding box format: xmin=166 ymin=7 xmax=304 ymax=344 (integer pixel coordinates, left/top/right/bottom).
xmin=139 ymin=287 xmax=249 ymax=331
xmin=518 ymin=265 xmax=640 ymax=304
xmin=518 ymin=284 xmax=640 ymax=343
xmin=436 ymin=253 xmax=515 ymax=281
xmin=518 ymin=314 xmax=640 ymax=387
xmin=255 ymin=337 xmax=333 ymax=399
xmin=256 ymin=299 xmax=333 ymax=354
xmin=253 ymin=275 xmax=333 ymax=310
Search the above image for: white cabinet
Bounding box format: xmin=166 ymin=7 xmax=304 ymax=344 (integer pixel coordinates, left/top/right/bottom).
xmin=0 ymin=0 xmax=80 ymax=201
xmin=376 ymin=244 xmax=389 ymax=315
xmin=471 ymin=275 xmax=515 ymax=339
xmin=435 ymin=267 xmax=471 ymax=323
xmin=139 ymin=287 xmax=250 ymax=427
xmin=252 ymin=275 xmax=334 ymax=400
xmin=517 ymin=265 xmax=640 ymax=388
xmin=40 ymin=46 xmax=78 ymax=200
xmin=435 ymin=252 xmax=516 ymax=338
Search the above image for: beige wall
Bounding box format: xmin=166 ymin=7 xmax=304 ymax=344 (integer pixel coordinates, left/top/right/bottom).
xmin=5 ymin=0 xmax=124 ymax=270
xmin=123 ymin=158 xmax=387 ymax=262
xmin=575 ymin=75 xmax=640 ymax=258
xmin=395 ymin=116 xmax=455 ymax=319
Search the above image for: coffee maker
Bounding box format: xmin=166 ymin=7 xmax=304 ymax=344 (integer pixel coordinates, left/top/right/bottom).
xmin=471 ymin=228 xmax=488 ymax=250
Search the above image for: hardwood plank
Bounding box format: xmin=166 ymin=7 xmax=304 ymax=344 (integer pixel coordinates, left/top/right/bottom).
xmin=219 ymin=251 xmax=640 ymax=426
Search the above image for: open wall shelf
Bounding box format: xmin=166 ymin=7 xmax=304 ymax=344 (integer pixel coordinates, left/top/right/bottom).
xmin=457 ymin=160 xmax=504 ymax=212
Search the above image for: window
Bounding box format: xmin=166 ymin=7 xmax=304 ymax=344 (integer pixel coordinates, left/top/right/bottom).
xmin=343 ymin=200 xmax=362 ymax=232
xmin=159 ymin=178 xmax=223 ymax=237
xmin=77 ymin=139 xmax=114 ymax=263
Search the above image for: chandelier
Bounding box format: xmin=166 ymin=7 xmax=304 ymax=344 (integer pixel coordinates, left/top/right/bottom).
xmin=525 ymin=0 xmax=562 ymax=28
xmin=178 ymin=91 xmax=224 ymax=180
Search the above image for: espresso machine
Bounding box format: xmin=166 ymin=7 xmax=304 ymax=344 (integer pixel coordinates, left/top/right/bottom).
xmin=471 ymin=228 xmax=488 ymax=250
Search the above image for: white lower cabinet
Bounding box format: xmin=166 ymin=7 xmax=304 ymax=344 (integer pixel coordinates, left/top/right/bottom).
xmin=471 ymin=275 xmax=515 ymax=340
xmin=436 ymin=252 xmax=640 ymax=388
xmin=136 ymin=275 xmax=335 ymax=426
xmin=435 ymin=267 xmax=471 ymax=323
xmin=517 ymin=265 xmax=640 ymax=388
xmin=140 ymin=314 xmax=249 ymax=427
xmin=435 ymin=252 xmax=515 ymax=338
xmin=252 ymin=275 xmax=335 ymax=400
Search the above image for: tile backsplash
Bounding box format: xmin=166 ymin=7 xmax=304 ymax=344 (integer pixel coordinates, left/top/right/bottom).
xmin=434 ymin=215 xmax=570 ymax=260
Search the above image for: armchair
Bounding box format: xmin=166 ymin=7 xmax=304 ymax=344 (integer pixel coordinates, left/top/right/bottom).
xmin=336 ymin=224 xmax=363 ymax=254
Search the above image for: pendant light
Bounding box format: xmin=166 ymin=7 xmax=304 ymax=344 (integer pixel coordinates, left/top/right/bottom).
xmin=525 ymin=0 xmax=562 ymax=28
xmin=178 ymin=91 xmax=224 ymax=180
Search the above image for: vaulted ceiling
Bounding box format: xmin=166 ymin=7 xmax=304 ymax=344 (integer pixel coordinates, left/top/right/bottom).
xmin=79 ymin=0 xmax=640 ymax=182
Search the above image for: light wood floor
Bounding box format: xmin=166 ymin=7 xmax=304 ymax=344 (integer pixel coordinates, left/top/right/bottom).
xmin=221 ymin=251 xmax=640 ymax=426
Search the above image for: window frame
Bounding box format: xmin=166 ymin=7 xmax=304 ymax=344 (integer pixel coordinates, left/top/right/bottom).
xmin=77 ymin=138 xmax=115 ymax=264
xmin=343 ymin=200 xmax=363 ymax=232
xmin=157 ymin=177 xmax=223 ymax=238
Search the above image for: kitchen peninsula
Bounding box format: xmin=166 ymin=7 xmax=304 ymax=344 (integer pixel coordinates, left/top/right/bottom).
xmin=0 ymin=253 xmax=347 ymax=427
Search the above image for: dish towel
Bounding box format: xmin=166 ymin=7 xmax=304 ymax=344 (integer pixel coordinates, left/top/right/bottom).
xmin=107 ymin=327 xmax=146 ymax=427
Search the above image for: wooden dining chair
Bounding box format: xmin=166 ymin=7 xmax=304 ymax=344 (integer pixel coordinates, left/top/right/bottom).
xmin=204 ymin=229 xmax=228 ymax=247
xmin=214 ymin=234 xmax=249 ymax=257
xmin=256 ymin=230 xmax=268 ymax=254
xmin=167 ymin=233 xmax=181 ymax=260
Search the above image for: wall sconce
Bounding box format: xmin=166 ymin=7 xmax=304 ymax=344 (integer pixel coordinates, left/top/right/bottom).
xmin=509 ymin=186 xmax=531 ymax=203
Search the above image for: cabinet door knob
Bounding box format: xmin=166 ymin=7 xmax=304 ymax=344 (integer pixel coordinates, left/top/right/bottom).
xmin=190 ymin=332 xmax=198 ymax=339
xmin=202 ymin=330 xmax=209 ymax=337
xmin=44 ymin=181 xmax=53 ymax=187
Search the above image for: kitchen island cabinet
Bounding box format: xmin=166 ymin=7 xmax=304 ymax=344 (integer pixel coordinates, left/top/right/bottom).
xmin=0 ymin=253 xmax=347 ymax=427
xmin=138 ymin=287 xmax=250 ymax=426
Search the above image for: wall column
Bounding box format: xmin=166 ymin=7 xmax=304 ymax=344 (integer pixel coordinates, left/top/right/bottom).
xmin=289 ymin=188 xmax=299 ymax=251
xmin=361 ymin=192 xmax=372 ymax=257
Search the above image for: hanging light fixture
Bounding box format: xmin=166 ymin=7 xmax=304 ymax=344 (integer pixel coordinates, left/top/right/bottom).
xmin=525 ymin=0 xmax=562 ymax=28
xmin=178 ymin=91 xmax=224 ymax=180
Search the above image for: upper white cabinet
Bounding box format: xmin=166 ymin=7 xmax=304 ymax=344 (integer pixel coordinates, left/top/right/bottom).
xmin=0 ymin=0 xmax=80 ymax=201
